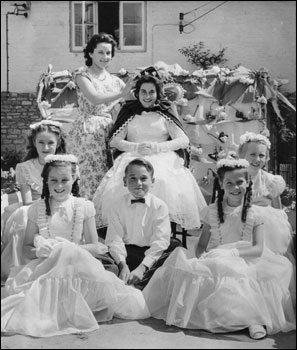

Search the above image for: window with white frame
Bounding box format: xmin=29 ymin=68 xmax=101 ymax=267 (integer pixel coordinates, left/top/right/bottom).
xmin=71 ymin=1 xmax=146 ymax=52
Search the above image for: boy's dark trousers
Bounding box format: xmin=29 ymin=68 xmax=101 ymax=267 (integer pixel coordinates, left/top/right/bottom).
xmin=125 ymin=238 xmax=182 ymax=290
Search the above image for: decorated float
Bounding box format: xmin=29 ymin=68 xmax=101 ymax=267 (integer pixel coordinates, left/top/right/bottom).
xmin=36 ymin=61 xmax=296 ymax=203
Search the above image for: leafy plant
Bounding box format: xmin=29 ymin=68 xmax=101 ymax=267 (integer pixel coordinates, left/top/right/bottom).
xmin=178 ymin=41 xmax=228 ymax=69
xmin=281 ymin=186 xmax=296 ymax=209
xmin=1 ymin=149 xmax=24 ymax=171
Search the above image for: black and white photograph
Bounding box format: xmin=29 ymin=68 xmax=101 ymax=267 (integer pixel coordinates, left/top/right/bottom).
xmin=1 ymin=1 xmax=296 ymax=348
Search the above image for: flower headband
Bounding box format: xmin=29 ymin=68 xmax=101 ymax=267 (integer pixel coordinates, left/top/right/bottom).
xmin=239 ymin=132 xmax=271 ymax=149
xmin=44 ymin=154 xmax=78 ymax=164
xmin=30 ymin=120 xmax=63 ymax=130
xmin=217 ymin=158 xmax=249 ymax=170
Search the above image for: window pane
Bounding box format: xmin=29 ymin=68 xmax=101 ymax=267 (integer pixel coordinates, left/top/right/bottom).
xmin=85 ymin=3 xmax=93 ymax=24
xmin=123 ymin=24 xmax=142 ymax=45
xmin=85 ymin=25 xmax=94 ymax=43
xmin=74 ymin=3 xmax=82 ymax=24
xmin=75 ymin=25 xmax=83 ymax=47
xmin=123 ymin=3 xmax=141 ymax=24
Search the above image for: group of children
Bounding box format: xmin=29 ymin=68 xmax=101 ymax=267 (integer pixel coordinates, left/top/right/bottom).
xmin=1 ymin=76 xmax=296 ymax=339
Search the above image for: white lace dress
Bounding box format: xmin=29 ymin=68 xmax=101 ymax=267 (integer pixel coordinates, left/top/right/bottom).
xmin=67 ymin=68 xmax=125 ymax=199
xmin=143 ymin=204 xmax=296 ymax=334
xmin=1 ymin=196 xmax=150 ymax=337
xmin=92 ymin=111 xmax=207 ymax=230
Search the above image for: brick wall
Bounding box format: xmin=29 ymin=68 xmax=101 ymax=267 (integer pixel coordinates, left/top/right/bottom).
xmin=1 ymin=92 xmax=41 ymax=157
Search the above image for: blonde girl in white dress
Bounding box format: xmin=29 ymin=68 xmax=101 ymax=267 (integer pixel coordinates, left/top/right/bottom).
xmin=143 ymin=158 xmax=295 ymax=339
xmin=1 ymin=120 xmax=67 ymax=279
xmin=1 ymin=154 xmax=149 ymax=337
xmin=238 ymin=132 xmax=294 ymax=260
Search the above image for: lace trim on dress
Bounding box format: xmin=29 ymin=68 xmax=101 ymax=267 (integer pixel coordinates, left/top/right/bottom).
xmin=37 ymin=197 xmax=86 ymax=243
xmin=207 ymin=203 xmax=256 ymax=248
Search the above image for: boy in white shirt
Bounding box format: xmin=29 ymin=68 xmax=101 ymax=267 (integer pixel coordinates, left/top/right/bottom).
xmin=105 ymin=158 xmax=181 ymax=289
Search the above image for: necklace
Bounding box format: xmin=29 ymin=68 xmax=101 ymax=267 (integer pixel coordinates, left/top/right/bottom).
xmin=217 ymin=204 xmax=246 ymax=245
xmin=46 ymin=198 xmax=77 ymax=242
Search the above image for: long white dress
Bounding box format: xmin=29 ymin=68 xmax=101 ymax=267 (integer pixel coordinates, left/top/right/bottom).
xmin=251 ymin=170 xmax=293 ymax=258
xmin=93 ymin=111 xmax=207 ymax=230
xmin=1 ymin=158 xmax=44 ymax=279
xmin=142 ymin=203 xmax=296 ymax=334
xmin=1 ymin=196 xmax=150 ymax=337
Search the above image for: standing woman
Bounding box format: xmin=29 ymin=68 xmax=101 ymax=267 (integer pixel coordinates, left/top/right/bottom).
xmin=68 ymin=33 xmax=133 ymax=199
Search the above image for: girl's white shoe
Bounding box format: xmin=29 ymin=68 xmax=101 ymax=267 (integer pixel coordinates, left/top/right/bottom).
xmin=248 ymin=325 xmax=266 ymax=340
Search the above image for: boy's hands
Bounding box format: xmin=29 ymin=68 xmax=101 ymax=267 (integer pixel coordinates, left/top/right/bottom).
xmin=128 ymin=264 xmax=147 ymax=285
xmin=137 ymin=142 xmax=158 ymax=155
xmin=118 ymin=262 xmax=147 ymax=285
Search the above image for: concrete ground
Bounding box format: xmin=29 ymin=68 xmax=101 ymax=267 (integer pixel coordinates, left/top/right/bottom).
xmin=1 ymin=236 xmax=296 ymax=349
xmin=1 ymin=318 xmax=296 ymax=349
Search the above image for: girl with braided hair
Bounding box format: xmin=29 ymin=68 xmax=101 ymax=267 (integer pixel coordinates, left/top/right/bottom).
xmin=143 ymin=158 xmax=296 ymax=339
xmin=1 ymin=154 xmax=150 ymax=337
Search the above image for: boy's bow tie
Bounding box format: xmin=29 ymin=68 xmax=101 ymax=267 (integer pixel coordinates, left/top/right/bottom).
xmin=131 ymin=198 xmax=145 ymax=204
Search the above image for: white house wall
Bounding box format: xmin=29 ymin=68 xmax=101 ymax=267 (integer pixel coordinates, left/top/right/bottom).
xmin=1 ymin=1 xmax=296 ymax=93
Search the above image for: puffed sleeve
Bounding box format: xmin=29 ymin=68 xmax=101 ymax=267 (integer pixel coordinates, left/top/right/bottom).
xmin=200 ymin=205 xmax=211 ymax=225
xmin=15 ymin=162 xmax=29 ymax=185
xmin=83 ymin=199 xmax=96 ymax=220
xmin=27 ymin=200 xmax=39 ymax=224
xmin=266 ymin=174 xmax=286 ymax=198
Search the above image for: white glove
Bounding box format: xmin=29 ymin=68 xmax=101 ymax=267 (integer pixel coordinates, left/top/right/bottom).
xmin=34 ymin=235 xmax=68 ymax=258
xmin=137 ymin=142 xmax=158 ymax=155
xmin=35 ymin=242 xmax=54 ymax=258
xmin=203 ymin=248 xmax=239 ymax=259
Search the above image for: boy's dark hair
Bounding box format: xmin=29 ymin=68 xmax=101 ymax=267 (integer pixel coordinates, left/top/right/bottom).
xmin=84 ymin=32 xmax=117 ymax=66
xmin=124 ymin=158 xmax=154 ymax=178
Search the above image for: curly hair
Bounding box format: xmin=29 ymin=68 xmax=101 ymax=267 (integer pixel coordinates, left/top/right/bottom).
xmin=23 ymin=124 xmax=67 ymax=161
xmin=84 ymin=33 xmax=117 ymax=67
xmin=133 ymin=75 xmax=164 ymax=102
xmin=41 ymin=161 xmax=80 ymax=216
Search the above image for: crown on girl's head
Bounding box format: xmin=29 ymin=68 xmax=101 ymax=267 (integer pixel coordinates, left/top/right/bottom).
xmin=217 ymin=158 xmax=249 ymax=170
xmin=239 ymin=131 xmax=271 ymax=149
xmin=134 ymin=65 xmax=161 ymax=80
xmin=44 ymin=154 xmax=78 ymax=164
xmin=30 ymin=120 xmax=63 ymax=130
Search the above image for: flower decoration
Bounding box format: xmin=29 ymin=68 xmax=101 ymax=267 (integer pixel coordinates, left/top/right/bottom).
xmin=118 ymin=68 xmax=128 ymax=76
xmin=44 ymin=154 xmax=78 ymax=164
xmin=217 ymin=158 xmax=249 ymax=170
xmin=30 ymin=120 xmax=63 ymax=130
xmin=239 ymin=131 xmax=271 ymax=149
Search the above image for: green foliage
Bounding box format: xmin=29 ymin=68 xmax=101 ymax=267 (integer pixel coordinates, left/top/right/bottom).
xmin=1 ymin=149 xmax=23 ymax=194
xmin=1 ymin=148 xmax=24 ymax=171
xmin=178 ymin=41 xmax=228 ymax=69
